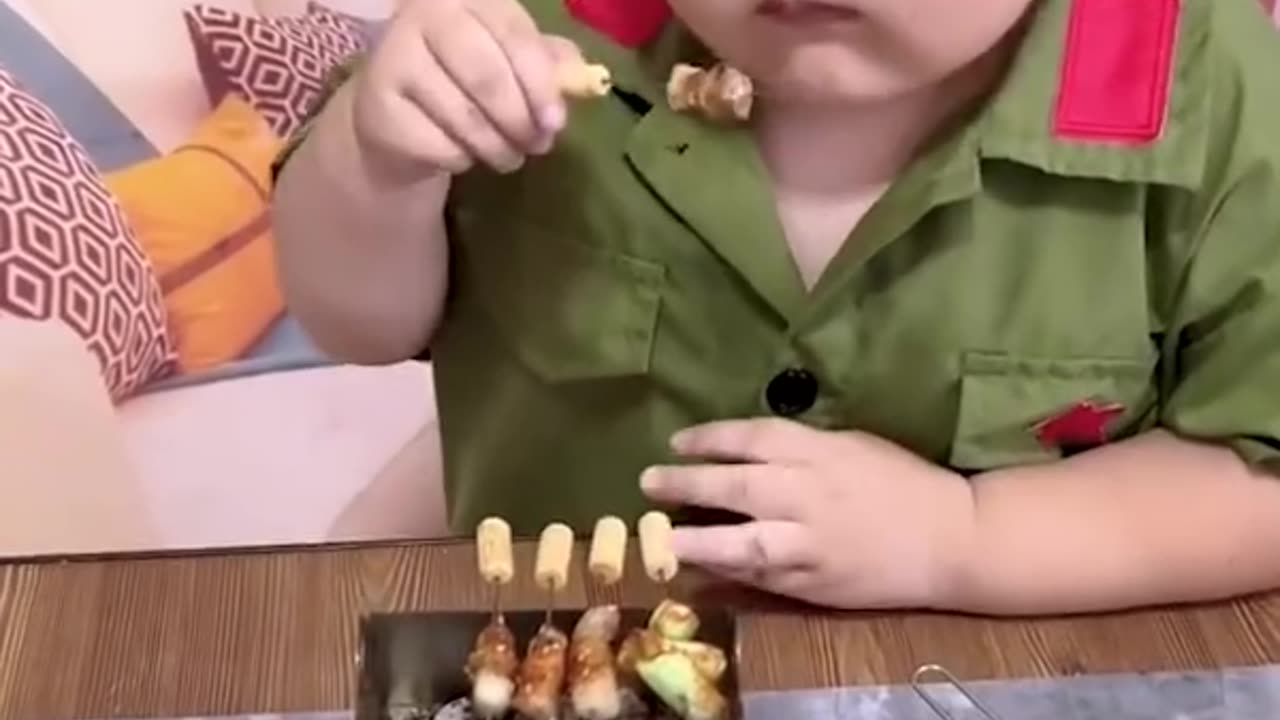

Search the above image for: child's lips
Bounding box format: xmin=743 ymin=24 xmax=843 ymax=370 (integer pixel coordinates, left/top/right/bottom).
xmin=756 ymin=0 xmax=864 ymax=24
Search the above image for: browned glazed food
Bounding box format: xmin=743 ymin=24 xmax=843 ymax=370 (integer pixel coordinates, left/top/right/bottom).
xmin=464 ymin=621 xmax=519 ymax=718
xmin=510 ymin=625 xmax=570 ymax=720
xmin=568 ymin=606 xmax=624 ymax=719
xmin=666 ymin=63 xmax=754 ymax=124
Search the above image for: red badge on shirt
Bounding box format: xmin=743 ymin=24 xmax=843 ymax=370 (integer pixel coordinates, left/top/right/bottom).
xmin=565 ymin=0 xmax=671 ymax=47
xmin=1033 ymin=399 xmax=1125 ymax=449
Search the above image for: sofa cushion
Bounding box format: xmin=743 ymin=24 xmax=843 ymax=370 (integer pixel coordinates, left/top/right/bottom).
xmin=0 ymin=67 xmax=175 ymax=401
xmin=104 ymin=95 xmax=285 ymax=373
xmin=0 ymin=1 xmax=158 ymax=170
xmin=184 ymin=2 xmax=368 ymax=137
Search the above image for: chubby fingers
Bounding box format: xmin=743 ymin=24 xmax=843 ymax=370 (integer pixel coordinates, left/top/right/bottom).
xmin=670 ymin=521 xmax=819 ymax=576
xmin=466 ymin=4 xmax=574 ymax=135
xmin=411 ymin=0 xmax=565 ymax=168
xmin=641 ymin=463 xmax=807 ymax=520
xmin=671 ymin=417 xmax=841 ymax=465
xmin=397 ymin=49 xmax=521 ymax=172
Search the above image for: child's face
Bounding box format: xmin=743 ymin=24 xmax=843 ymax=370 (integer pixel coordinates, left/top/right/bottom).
xmin=668 ymin=0 xmax=1037 ymax=105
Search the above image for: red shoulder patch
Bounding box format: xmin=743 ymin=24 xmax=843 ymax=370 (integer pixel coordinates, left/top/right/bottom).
xmin=565 ymin=0 xmax=672 ymax=48
xmin=1053 ymin=0 xmax=1180 ymax=144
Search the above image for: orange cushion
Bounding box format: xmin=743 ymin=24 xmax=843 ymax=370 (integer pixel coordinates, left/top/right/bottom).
xmin=106 ymin=96 xmax=285 ymax=373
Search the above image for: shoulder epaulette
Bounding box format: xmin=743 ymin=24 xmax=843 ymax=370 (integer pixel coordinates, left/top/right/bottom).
xmin=1053 ymin=0 xmax=1180 ymax=144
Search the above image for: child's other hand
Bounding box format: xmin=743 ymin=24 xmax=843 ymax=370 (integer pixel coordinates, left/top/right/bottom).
xmin=352 ymin=0 xmax=580 ymax=176
xmin=640 ymin=418 xmax=976 ymax=610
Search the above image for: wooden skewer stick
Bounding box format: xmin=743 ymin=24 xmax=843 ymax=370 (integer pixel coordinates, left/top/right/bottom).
xmin=476 ymin=516 xmax=514 ymax=622
xmin=535 ymin=522 xmax=575 ymax=627
xmin=639 ymin=511 xmax=679 ymax=598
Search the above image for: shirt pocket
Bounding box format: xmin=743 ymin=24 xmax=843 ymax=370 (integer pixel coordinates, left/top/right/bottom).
xmin=457 ymin=219 xmax=667 ymax=383
xmin=948 ymin=350 xmax=1158 ymax=471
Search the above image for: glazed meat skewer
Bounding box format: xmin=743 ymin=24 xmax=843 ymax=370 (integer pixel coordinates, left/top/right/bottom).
xmin=568 ymin=517 xmax=630 ymax=719
xmin=465 ymin=517 xmax=520 ymax=719
xmin=511 ymin=522 xmax=575 ymax=720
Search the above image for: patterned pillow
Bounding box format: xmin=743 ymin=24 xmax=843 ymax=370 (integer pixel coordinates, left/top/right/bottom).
xmin=305 ymin=1 xmax=377 ymax=37
xmin=184 ymin=3 xmax=368 ymax=137
xmin=0 ymin=68 xmax=175 ymax=401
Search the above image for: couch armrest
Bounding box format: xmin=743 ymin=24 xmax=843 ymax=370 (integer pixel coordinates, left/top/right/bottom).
xmin=0 ymin=317 xmax=158 ymax=557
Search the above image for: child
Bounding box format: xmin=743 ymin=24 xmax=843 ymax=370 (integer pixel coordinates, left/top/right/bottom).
xmin=271 ymin=0 xmax=1280 ymax=616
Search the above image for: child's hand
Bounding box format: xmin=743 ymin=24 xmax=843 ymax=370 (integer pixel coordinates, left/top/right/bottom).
xmin=351 ymin=0 xmax=581 ymax=176
xmin=640 ymin=418 xmax=977 ymax=610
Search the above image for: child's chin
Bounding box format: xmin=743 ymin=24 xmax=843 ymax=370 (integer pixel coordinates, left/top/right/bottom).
xmin=756 ymin=76 xmax=912 ymax=108
xmin=743 ymin=53 xmax=926 ymax=106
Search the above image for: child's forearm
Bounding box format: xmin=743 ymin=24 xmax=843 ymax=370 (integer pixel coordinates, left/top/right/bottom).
xmin=273 ymin=81 xmax=451 ymax=365
xmin=944 ymin=430 xmax=1280 ymax=615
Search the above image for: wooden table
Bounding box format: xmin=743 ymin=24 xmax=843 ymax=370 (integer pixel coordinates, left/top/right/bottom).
xmin=4 ymin=539 xmax=1280 ymax=720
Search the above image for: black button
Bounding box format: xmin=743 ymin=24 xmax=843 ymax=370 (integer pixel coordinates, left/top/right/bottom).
xmin=765 ymin=368 xmax=818 ymax=416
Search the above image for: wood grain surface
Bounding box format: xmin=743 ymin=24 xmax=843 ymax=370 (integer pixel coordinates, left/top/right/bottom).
xmin=3 ymin=539 xmax=1280 ymax=720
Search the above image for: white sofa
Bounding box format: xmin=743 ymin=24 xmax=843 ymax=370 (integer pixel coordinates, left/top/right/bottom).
xmin=0 ymin=320 xmax=448 ymax=558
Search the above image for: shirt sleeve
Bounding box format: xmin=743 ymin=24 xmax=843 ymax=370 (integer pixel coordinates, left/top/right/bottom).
xmin=1160 ymin=154 xmax=1280 ymax=471
xmin=269 ymin=54 xmax=366 ymax=188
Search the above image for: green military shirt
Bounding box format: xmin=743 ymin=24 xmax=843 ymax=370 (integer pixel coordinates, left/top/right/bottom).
xmin=275 ymin=0 xmax=1280 ymax=536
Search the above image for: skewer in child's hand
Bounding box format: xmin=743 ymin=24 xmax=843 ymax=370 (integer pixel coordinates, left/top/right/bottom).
xmin=557 ymin=62 xmax=612 ymax=99
xmin=350 ymin=0 xmax=611 ymax=176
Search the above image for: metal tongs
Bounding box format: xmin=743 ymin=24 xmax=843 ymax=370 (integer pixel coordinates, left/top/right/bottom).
xmin=911 ymin=664 xmax=1004 ymax=719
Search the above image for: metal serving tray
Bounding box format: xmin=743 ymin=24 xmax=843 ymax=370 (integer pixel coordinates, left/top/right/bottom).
xmin=355 ymin=607 xmax=743 ymax=720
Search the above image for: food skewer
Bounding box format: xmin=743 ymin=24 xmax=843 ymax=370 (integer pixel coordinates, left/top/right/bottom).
xmin=476 ymin=516 xmax=514 ymax=620
xmin=511 ymin=523 xmax=575 ymax=720
xmin=466 ymin=517 xmax=519 ymax=719
xmin=639 ymin=510 xmax=679 ymax=599
xmin=534 ymin=522 xmax=575 ymax=626
xmin=565 ymin=517 xmax=630 ymax=720
xmin=629 ymin=511 xmax=730 ymax=719
xmin=569 ymin=605 xmax=625 ymax=719
xmin=588 ymin=515 xmax=628 ymax=587
xmin=558 ymin=61 xmax=613 ymax=99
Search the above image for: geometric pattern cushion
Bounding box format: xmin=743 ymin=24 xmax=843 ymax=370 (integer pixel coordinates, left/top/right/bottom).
xmin=184 ymin=3 xmax=368 ymax=137
xmin=305 ymin=0 xmax=375 ymax=36
xmin=0 ymin=68 xmax=175 ymax=402
xmin=306 ymin=1 xmax=387 ymax=46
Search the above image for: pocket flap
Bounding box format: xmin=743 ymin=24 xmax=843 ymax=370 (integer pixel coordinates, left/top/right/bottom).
xmin=949 ymin=350 xmax=1157 ymax=470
